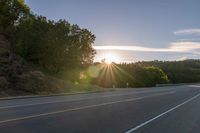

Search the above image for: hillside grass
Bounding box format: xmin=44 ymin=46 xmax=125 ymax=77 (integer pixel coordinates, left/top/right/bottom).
xmin=0 ymin=70 xmax=110 ymax=98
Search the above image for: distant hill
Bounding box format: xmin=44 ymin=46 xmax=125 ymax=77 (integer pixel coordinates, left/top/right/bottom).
xmin=135 ymin=60 xmax=200 ymax=83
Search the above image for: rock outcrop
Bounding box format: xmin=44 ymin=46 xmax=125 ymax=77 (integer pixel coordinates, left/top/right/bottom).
xmin=0 ymin=34 xmax=29 ymax=95
xmin=0 ymin=34 xmax=102 ymax=97
xmin=0 ymin=35 xmax=11 ymax=92
xmin=0 ymin=34 xmax=70 ymax=96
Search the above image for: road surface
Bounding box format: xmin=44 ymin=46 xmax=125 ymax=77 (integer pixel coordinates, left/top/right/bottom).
xmin=0 ymin=84 xmax=200 ymax=133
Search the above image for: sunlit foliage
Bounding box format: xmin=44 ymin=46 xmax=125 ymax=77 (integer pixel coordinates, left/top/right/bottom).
xmin=0 ymin=0 xmax=29 ymax=38
xmin=13 ymin=14 xmax=95 ymax=74
xmin=78 ymin=62 xmax=169 ymax=88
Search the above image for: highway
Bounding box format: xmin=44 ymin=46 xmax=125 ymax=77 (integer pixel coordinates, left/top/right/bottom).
xmin=0 ymin=84 xmax=200 ymax=133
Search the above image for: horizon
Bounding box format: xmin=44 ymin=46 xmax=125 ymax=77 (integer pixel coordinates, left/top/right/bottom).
xmin=25 ymin=0 xmax=200 ymax=63
xmin=1 ymin=1 xmax=200 ymax=132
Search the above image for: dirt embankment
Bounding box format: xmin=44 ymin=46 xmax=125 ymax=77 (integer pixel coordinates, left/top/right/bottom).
xmin=0 ymin=35 xmax=103 ymax=97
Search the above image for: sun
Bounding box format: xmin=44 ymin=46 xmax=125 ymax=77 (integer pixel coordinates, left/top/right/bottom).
xmin=104 ymin=52 xmax=119 ymax=64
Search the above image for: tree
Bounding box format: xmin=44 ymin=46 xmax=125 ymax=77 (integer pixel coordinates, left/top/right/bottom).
xmin=143 ymin=66 xmax=169 ymax=86
xmin=14 ymin=15 xmax=96 ymax=74
xmin=0 ymin=0 xmax=29 ymax=38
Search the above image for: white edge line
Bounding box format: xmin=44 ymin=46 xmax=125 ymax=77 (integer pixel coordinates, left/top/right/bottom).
xmin=0 ymin=89 xmax=175 ymax=109
xmin=0 ymin=91 xmax=174 ymax=124
xmin=125 ymin=93 xmax=200 ymax=133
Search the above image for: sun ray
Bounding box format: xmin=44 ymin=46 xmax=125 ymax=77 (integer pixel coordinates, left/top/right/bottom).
xmin=103 ymin=52 xmax=119 ymax=64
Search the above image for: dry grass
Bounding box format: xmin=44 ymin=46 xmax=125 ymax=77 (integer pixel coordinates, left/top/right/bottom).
xmin=0 ymin=70 xmax=108 ymax=97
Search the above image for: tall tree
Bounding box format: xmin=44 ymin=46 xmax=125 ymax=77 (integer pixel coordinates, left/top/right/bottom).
xmin=14 ymin=16 xmax=96 ymax=74
xmin=0 ymin=0 xmax=29 ymax=38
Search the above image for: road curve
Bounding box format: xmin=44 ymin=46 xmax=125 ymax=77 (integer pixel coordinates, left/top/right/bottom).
xmin=0 ymin=84 xmax=200 ymax=133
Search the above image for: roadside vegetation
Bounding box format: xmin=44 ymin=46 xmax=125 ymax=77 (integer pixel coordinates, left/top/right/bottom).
xmin=0 ymin=0 xmax=200 ymax=97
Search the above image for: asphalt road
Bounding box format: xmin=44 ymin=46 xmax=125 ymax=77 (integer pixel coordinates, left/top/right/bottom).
xmin=0 ymin=84 xmax=200 ymax=133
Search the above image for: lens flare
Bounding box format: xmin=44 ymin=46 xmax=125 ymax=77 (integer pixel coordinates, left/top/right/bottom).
xmin=104 ymin=52 xmax=119 ymax=64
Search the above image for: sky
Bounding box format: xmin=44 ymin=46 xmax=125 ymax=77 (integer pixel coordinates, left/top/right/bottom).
xmin=25 ymin=0 xmax=200 ymax=63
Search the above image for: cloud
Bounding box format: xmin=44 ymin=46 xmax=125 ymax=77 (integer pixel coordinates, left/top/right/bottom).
xmin=93 ymin=41 xmax=200 ymax=54
xmin=174 ymin=29 xmax=200 ymax=35
xmin=93 ymin=45 xmax=168 ymax=52
xmin=168 ymin=42 xmax=200 ymax=52
xmin=176 ymin=57 xmax=188 ymax=61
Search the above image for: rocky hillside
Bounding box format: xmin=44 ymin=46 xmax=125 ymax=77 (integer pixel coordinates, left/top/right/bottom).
xmin=0 ymin=35 xmax=102 ymax=97
xmin=0 ymin=34 xmax=30 ymax=95
xmin=0 ymin=34 xmax=56 ymax=95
